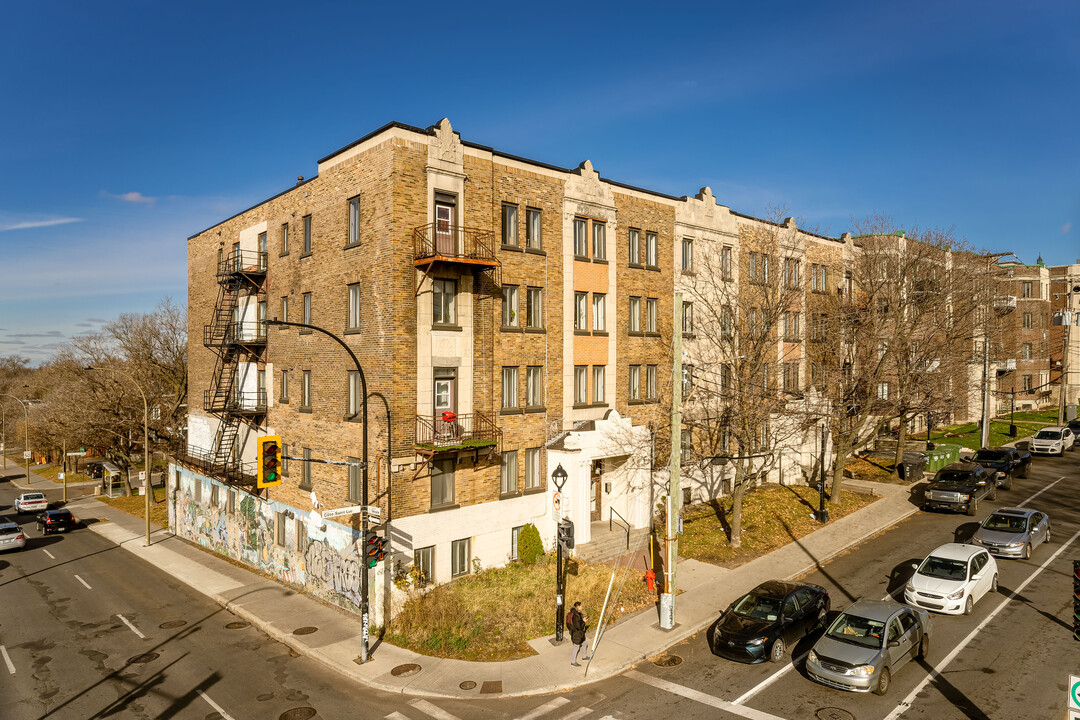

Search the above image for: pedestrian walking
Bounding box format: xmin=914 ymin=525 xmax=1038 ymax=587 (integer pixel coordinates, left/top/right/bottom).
xmin=568 ymin=601 xmax=590 ymax=666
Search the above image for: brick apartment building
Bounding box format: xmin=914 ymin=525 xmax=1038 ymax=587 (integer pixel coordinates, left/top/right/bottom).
xmin=170 ymin=118 xmax=1070 ymax=621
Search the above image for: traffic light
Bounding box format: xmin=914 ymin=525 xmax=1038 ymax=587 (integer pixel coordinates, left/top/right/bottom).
xmin=364 ymin=531 xmax=388 ymax=568
xmin=257 ymin=435 xmax=282 ymax=488
xmin=558 ymin=519 xmax=575 ymax=550
xmin=1073 ymin=560 xmax=1080 ymax=642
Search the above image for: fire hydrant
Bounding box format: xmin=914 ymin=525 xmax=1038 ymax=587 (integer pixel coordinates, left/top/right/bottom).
xmin=644 ymin=569 xmax=656 ymax=592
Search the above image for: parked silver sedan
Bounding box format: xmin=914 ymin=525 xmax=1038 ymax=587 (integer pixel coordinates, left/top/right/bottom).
xmin=0 ymin=518 xmax=27 ymax=552
xmin=970 ymin=507 xmax=1051 ymax=560
xmin=806 ymin=599 xmax=932 ymax=696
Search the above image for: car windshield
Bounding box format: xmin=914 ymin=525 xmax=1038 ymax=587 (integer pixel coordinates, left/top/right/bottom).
xmin=935 ymin=470 xmax=974 ymax=484
xmin=972 ymin=450 xmax=1006 ymax=462
xmin=1034 ymin=430 xmax=1061 ymax=440
xmin=730 ymin=593 xmax=782 ymax=621
xmin=826 ymin=613 xmax=886 ymax=648
xmin=917 ymin=555 xmax=968 ymax=580
xmin=981 ymin=514 xmax=1028 ymax=533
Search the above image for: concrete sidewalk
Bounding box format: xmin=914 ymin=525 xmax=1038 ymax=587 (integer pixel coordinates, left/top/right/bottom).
xmin=3 ymin=456 xmax=919 ymax=699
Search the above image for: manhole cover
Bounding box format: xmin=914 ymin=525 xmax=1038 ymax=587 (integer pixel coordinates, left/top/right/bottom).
xmin=480 ymin=681 xmax=502 ymax=694
xmin=653 ymin=654 xmax=683 ymax=667
xmin=279 ymin=709 xmax=317 ymax=720
xmin=816 ymin=709 xmax=855 ymax=720
xmin=225 ymin=621 xmax=250 ymax=630
xmin=159 ymin=620 xmax=187 ymax=629
xmin=390 ymin=663 xmax=422 ymax=677
xmin=127 ymin=653 xmax=159 ymax=664
xmin=459 ymin=681 xmax=477 ymax=690
xmin=292 ymin=626 xmax=318 ymax=636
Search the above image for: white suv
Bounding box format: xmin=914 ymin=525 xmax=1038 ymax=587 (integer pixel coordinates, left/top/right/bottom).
xmin=1030 ymin=426 xmax=1075 ymax=456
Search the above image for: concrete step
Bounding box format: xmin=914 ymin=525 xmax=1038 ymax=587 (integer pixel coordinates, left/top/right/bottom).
xmin=576 ymin=527 xmax=650 ymax=565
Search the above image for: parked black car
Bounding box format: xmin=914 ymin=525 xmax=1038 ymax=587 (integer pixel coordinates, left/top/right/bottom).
xmin=709 ymin=580 xmax=830 ymax=664
xmin=970 ymin=446 xmax=1030 ymax=489
xmin=922 ymin=462 xmax=996 ymax=516
xmin=37 ymin=509 xmax=77 ymax=534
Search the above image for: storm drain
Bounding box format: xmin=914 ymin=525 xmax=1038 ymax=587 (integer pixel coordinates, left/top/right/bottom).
xmin=225 ymin=621 xmax=250 ymax=630
xmin=480 ymin=681 xmax=502 ymax=694
xmin=653 ymin=654 xmax=683 ymax=667
xmin=816 ymin=709 xmax=855 ymax=720
xmin=459 ymin=681 xmax=477 ymax=691
xmin=127 ymin=653 xmax=159 ymax=664
xmin=390 ymin=663 xmax=422 ymax=677
xmin=159 ymin=620 xmax=187 ymax=629
xmin=279 ymin=708 xmax=317 ymax=720
xmin=292 ymin=626 xmax=318 ymax=636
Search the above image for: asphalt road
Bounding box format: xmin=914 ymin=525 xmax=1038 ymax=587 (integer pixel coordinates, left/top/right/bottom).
xmin=2 ymin=450 xmax=1077 ymax=720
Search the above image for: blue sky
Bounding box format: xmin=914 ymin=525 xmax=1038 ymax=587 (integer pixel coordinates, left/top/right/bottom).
xmin=1 ymin=0 xmax=1077 ymax=363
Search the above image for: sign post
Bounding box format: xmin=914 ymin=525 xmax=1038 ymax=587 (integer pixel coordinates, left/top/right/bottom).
xmin=551 ymin=464 xmax=568 ymax=642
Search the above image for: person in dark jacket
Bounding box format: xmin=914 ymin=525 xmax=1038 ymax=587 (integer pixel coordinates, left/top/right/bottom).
xmin=569 ymin=601 xmax=590 ymax=666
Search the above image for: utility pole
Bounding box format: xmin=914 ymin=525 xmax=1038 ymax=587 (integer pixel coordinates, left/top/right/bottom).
xmin=660 ymin=294 xmax=683 ymax=631
xmin=980 ymin=252 xmax=1019 ymax=449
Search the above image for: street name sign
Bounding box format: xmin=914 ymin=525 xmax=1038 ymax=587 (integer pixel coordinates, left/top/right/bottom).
xmin=322 ymin=505 xmax=382 ymax=522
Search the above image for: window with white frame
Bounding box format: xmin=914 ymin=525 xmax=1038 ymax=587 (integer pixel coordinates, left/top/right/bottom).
xmin=303 ymin=292 xmax=312 ymax=325
xmin=877 ymin=382 xmax=890 ymax=401
xmin=629 ymin=296 xmax=641 ymax=333
xmin=1022 ymin=342 xmax=1032 ymax=360
xmin=348 ymin=195 xmax=362 ymax=246
xmin=301 ymin=447 xmax=311 ymax=489
xmin=784 ymin=258 xmax=800 ymax=288
xmin=501 ymin=450 xmax=517 ymax=495
xmin=276 ymin=511 xmax=287 ymax=546
xmin=280 ymin=369 xmax=289 ymax=401
xmin=646 ymin=298 xmax=658 ymax=333
xmin=414 ymin=546 xmax=433 ymax=586
xmin=783 ymin=362 xmax=799 ymax=392
xmin=280 ymin=295 xmax=288 ymax=324
xmin=347 ymin=283 xmax=362 ymax=330
xmin=574 ymin=366 xmax=587 ymax=405
xmin=258 ymin=232 xmax=268 ymax=270
xmin=302 ymin=370 xmax=312 ymax=408
xmin=628 ymin=228 xmax=641 ymax=265
xmin=682 ymin=301 xmax=693 ymax=334
xmin=593 ymin=365 xmax=605 ymax=403
xmin=721 ymin=245 xmax=733 ymax=280
xmin=645 ymin=231 xmax=658 ymax=267
xmin=784 ymin=311 xmax=800 ymax=341
xmin=281 ymin=222 xmax=289 ymax=254
xmin=573 ymin=218 xmax=588 ymax=257
xmin=646 ymin=365 xmax=657 ymax=399
xmin=592 ymin=293 xmax=606 ymax=331
xmin=431 ymin=459 xmax=454 ymax=507
xmin=629 ymin=365 xmax=641 ymax=400
xmin=502 ymin=366 xmax=519 ymax=409
xmin=593 ymin=221 xmax=606 ymax=260
xmin=526 ymin=208 xmax=542 ymax=250
xmin=1022 ymin=312 xmax=1032 ymax=329
xmin=526 ymin=366 xmax=543 ymax=408
xmin=526 ymin=287 xmax=543 ymax=328
xmin=524 ymin=448 xmax=541 ymax=490
xmin=433 ymin=278 xmax=456 ymax=325
xmin=502 ymin=285 xmax=519 ymax=327
xmin=1022 ymin=374 xmax=1033 ymax=392
xmin=502 ymin=203 xmax=519 ymax=246
xmin=511 ymin=526 xmax=523 ymax=560
xmin=574 ymin=292 xmax=588 ymax=331
xmin=681 ymin=237 xmax=693 ymax=271
xmin=452 ymin=538 xmax=471 ymax=577
xmin=347 ymin=371 xmax=362 ymax=418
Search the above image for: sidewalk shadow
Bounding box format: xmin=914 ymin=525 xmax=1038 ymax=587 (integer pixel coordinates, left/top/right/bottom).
xmin=953 ymin=522 xmax=980 ymax=544
xmin=777 ymin=517 xmax=857 ymax=604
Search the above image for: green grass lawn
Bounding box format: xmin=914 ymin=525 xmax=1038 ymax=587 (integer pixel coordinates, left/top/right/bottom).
xmin=994 ymin=408 xmax=1059 ymax=424
xmin=929 ymin=420 xmax=1044 ymax=450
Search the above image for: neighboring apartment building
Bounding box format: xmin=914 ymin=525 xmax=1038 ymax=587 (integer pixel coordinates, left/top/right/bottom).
xmin=994 ymin=261 xmax=1053 ymax=413
xmin=1050 ymin=260 xmax=1080 ymax=416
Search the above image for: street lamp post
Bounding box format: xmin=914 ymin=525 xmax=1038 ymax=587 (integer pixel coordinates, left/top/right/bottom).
xmin=551 ymin=463 xmax=568 ymax=642
xmin=87 ymin=366 xmax=151 ymax=547
xmin=2 ymin=394 xmax=30 ymax=485
xmin=266 ymin=317 xmax=373 ymax=663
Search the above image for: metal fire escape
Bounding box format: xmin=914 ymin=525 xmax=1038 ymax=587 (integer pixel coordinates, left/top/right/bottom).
xmin=202 ymin=248 xmax=268 ymax=484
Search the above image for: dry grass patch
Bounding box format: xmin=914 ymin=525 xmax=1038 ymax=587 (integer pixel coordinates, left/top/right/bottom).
xmin=387 ymin=555 xmax=655 ymax=661
xmin=33 ymin=465 xmax=94 ymax=485
xmin=845 ymin=456 xmax=897 ymax=483
xmin=96 ymin=486 xmax=169 ymax=529
xmin=679 ymin=485 xmax=878 ymax=567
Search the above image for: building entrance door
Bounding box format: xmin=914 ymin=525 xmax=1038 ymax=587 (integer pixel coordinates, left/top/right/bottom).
xmin=435 ymin=194 xmax=457 ymax=256
xmin=434 ymin=367 xmax=458 ymax=443
xmin=591 ymin=460 xmax=603 ymax=522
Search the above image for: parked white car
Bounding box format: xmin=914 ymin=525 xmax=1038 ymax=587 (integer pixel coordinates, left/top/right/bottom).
xmin=904 ymin=543 xmax=998 ymax=615
xmin=1029 ymin=426 xmax=1075 ymax=456
xmin=14 ymin=493 xmax=47 ymax=513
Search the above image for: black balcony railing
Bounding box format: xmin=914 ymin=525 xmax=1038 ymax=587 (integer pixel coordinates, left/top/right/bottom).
xmin=203 ymin=389 xmax=268 ymax=415
xmin=413 ymin=224 xmax=498 ymax=265
xmin=415 ymin=412 xmax=501 ymax=452
xmin=217 ymin=249 xmax=268 ymax=277
xmin=202 ymin=322 xmax=268 ymax=347
xmin=174 ymin=444 xmax=257 ymax=485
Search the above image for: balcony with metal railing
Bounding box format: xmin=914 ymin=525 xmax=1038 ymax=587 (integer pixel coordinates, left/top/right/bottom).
xmin=413 ymin=224 xmax=499 ymax=267
xmin=217 ymin=249 xmax=268 ymax=279
xmin=202 ymin=321 xmax=268 ymax=348
xmin=203 ymin=389 xmax=268 ymax=416
xmin=414 ymin=411 xmax=501 ymax=454
xmin=992 ymin=295 xmax=1017 ymax=312
xmin=174 ymin=444 xmax=257 ymax=485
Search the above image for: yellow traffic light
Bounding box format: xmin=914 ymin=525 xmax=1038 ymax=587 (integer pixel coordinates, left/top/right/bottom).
xmin=257 ymin=434 xmax=282 ymax=488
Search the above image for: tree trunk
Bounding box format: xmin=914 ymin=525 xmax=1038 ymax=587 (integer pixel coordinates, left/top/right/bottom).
xmin=829 ymin=434 xmax=850 ymax=503
xmin=730 ymin=463 xmax=746 ymax=549
xmin=893 ymin=415 xmax=907 ymax=480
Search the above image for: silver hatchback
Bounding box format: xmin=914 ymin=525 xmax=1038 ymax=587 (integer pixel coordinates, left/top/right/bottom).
xmin=970 ymin=507 xmax=1050 ymax=560
xmin=0 ymin=518 xmax=27 ymax=552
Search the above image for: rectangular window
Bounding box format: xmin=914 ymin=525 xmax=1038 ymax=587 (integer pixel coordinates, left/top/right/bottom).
xmin=645 ymin=231 xmax=658 ymax=267
xmin=301 ymin=447 xmax=311 ymax=490
xmin=574 ymin=366 xmax=587 ymax=405
xmin=414 ymin=546 xmax=434 ymax=586
xmin=280 ymin=295 xmax=288 ymax=324
xmin=783 ymin=362 xmax=799 ymax=392
xmin=1022 ymin=374 xmax=1033 ymax=392
xmin=749 ymin=251 xmax=759 ymax=283
xmin=348 ymin=456 xmax=361 ymax=501
xmin=276 ymin=511 xmax=287 ymax=547
xmin=592 ymin=221 xmax=606 ymax=260
xmin=211 ymin=483 xmax=220 ymax=507
xmin=593 ymin=365 xmax=605 ymax=403
xmin=526 ymin=366 xmax=543 ymax=408
xmin=810 ymin=361 xmax=822 ymax=387
xmin=592 ymin=293 xmax=606 ymax=331
xmin=258 ymin=301 xmax=267 ymax=338
xmin=525 ymin=208 xmax=542 ymax=250
xmin=721 ymin=305 xmax=734 ymax=337
xmin=524 ymin=448 xmax=541 ymax=490
xmin=295 ymin=519 xmax=306 ymax=552
xmin=1022 ymin=281 xmax=1032 ymax=298
xmin=877 ymin=382 xmax=890 ymax=401
xmin=501 ymin=450 xmax=517 ymax=495
xmin=433 ymin=278 xmax=456 ymax=325
xmin=280 ymin=223 xmax=289 ymax=255
xmin=257 ymin=369 xmax=266 ymax=402
xmin=573 ymin=218 xmax=588 ymax=257
xmin=502 ymin=204 xmax=519 ymax=247
xmin=721 ymin=363 xmax=732 ymax=391
xmin=646 ymin=365 xmax=658 ymax=400
xmin=431 ymin=459 xmax=454 ymax=507
xmin=347 ymin=284 xmax=362 ymax=330
xmin=1022 ymin=312 xmax=1032 ymax=329
xmin=526 ymin=287 xmax=543 ymax=328
xmin=1022 ymin=343 xmax=1032 ymax=360
xmin=258 ymin=232 xmax=268 ymax=270
xmin=574 ymin=292 xmax=588 ymax=331
xmin=194 ymin=477 xmax=203 ymax=503
xmin=629 ymin=297 xmax=641 ymax=333
xmin=502 ymin=285 xmax=519 ymax=327
xmin=646 ymin=298 xmax=658 ymax=333
xmin=502 ymin=366 xmax=519 ymax=409
xmin=451 ymin=538 xmax=470 ymax=577
xmin=280 ymin=370 xmax=289 ymax=401
xmin=302 ymin=370 xmax=312 ymax=408
xmin=303 ymin=214 xmax=312 ymax=254
xmin=784 ymin=311 xmax=800 ymax=341
xmin=628 ymin=228 xmax=641 ymax=265
xmin=302 ymin=292 xmax=312 ymax=325
xmin=784 ymin=258 xmax=800 ymax=288
xmin=681 ymin=237 xmax=693 ymax=271
xmin=511 ymin=526 xmax=522 ymax=560
xmin=228 ymin=488 xmax=236 ymax=514
xmin=682 ymin=301 xmax=693 ymax=334
xmin=721 ymin=245 xmax=733 ymax=280
xmin=348 ymin=195 xmax=361 ymax=246
xmin=347 ymin=371 xmax=362 ymax=418
xmin=629 ymin=365 xmax=641 ymax=400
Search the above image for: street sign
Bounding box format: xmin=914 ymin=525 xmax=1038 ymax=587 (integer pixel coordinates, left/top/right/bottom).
xmin=1069 ymin=675 xmax=1080 ymax=711
xmin=66 ymin=451 xmax=87 ymax=457
xmin=57 ymin=473 xmax=65 ymax=481
xmin=552 ymin=492 xmax=562 ymax=513
xmin=23 ymin=451 xmax=31 ymax=459
xmin=365 ymin=505 xmax=382 ymax=523
xmin=322 ymin=505 xmax=382 ymax=521
xmin=139 ymin=471 xmax=145 ymax=481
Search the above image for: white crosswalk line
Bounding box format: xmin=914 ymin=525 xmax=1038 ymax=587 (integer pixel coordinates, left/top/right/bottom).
xmin=516 ymin=696 xmax=571 ymax=720
xmin=197 ymin=690 xmax=237 ymax=720
xmin=408 ymin=698 xmax=461 ymax=720
xmin=1 ymin=645 xmax=15 ymax=674
xmin=556 ymin=708 xmax=593 ymax=720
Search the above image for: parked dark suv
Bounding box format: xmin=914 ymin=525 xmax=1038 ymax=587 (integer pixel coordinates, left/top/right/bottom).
xmin=970 ymin=446 xmax=1030 ymax=489
xmin=37 ymin=509 xmax=77 ymax=534
xmin=922 ymin=462 xmax=996 ymax=516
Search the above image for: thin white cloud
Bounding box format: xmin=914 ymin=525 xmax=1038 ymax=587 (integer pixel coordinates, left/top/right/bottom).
xmin=1062 ymin=222 xmax=1071 ymax=235
xmin=0 ymin=217 xmax=82 ymax=232
xmin=103 ymin=190 xmax=156 ymax=205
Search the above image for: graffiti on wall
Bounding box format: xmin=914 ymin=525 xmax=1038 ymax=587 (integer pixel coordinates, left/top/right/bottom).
xmin=304 ymin=538 xmax=364 ymax=606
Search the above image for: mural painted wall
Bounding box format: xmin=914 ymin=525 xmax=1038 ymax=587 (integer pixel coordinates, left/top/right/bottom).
xmin=167 ymin=463 xmax=390 ymax=622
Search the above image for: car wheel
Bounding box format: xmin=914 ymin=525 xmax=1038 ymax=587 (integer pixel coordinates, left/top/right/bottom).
xmin=1021 ymin=467 xmax=1029 ymax=479
xmin=1045 ymin=527 xmax=1052 ymax=544
xmin=817 ymin=608 xmax=827 ymax=630
xmin=967 ymin=497 xmax=978 ymax=516
xmin=988 ymin=485 xmax=997 ymax=501
xmin=991 ymin=574 xmax=998 ymax=593
xmin=964 ymin=596 xmax=974 ymax=615
xmin=769 ymin=637 xmax=786 ymax=663
xmin=1022 ymin=543 xmax=1031 ymax=560
xmin=917 ymin=634 xmax=929 ymax=660
xmin=872 ymin=666 xmax=891 ymax=696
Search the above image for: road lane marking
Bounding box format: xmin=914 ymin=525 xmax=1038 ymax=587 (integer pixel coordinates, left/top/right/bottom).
xmin=42 ymin=549 xmax=55 ymax=559
xmin=386 ymin=714 xmax=410 ymax=720
xmin=1016 ymin=475 xmax=1066 ymax=508
xmin=516 ymin=697 xmax=571 ymax=720
xmin=556 ymin=709 xmax=593 ymax=720
xmin=197 ymin=690 xmax=237 ymax=720
xmin=116 ymin=614 xmax=146 ymax=639
xmin=74 ymin=574 xmax=92 ymax=589
xmin=1 ymin=645 xmax=14 ymax=674
xmin=883 ymin=527 xmax=1080 ymax=720
xmin=409 ymin=698 xmax=462 ymax=720
xmin=626 ymin=669 xmax=786 ymax=720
